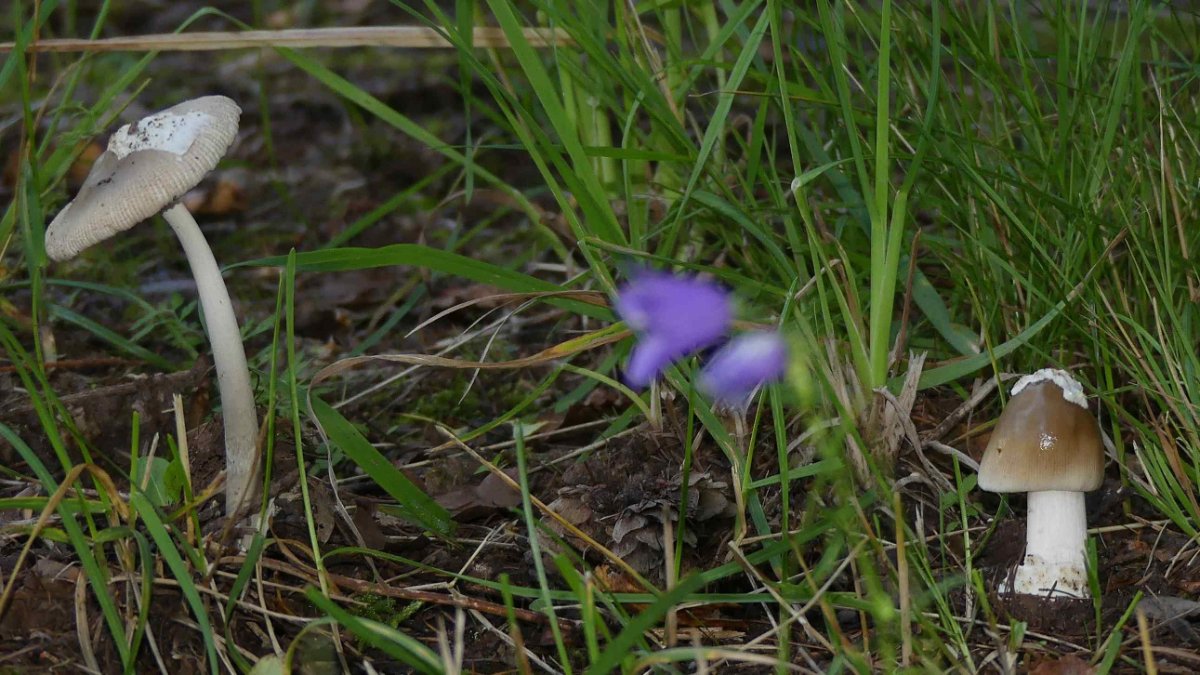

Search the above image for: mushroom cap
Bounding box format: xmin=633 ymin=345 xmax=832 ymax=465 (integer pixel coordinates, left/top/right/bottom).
xmin=977 ymin=370 xmax=1104 ymax=493
xmin=45 ymin=95 xmax=241 ymax=261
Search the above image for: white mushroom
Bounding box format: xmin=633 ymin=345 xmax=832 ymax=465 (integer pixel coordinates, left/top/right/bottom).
xmin=45 ymin=96 xmax=259 ymax=519
xmin=977 ymin=368 xmax=1105 ymax=598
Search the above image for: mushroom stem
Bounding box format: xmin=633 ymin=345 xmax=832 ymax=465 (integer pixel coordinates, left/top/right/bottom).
xmin=1007 ymin=489 xmax=1090 ymax=598
xmin=163 ymin=203 xmax=260 ymax=516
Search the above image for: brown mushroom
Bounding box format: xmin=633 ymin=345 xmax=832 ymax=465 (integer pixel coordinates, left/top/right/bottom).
xmin=978 ymin=368 xmax=1104 ymax=598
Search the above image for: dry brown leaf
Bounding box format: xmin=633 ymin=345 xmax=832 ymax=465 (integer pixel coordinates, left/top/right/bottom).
xmin=310 ymin=480 xmax=336 ymax=544
xmin=593 ymin=565 xmax=641 ymax=594
xmin=1176 ymin=579 xmax=1200 ymax=595
xmin=183 ymin=176 xmax=246 ymax=215
xmin=435 ymin=468 xmax=521 ymax=520
xmin=351 ymin=498 xmax=387 ymax=550
xmin=68 ymin=142 xmax=104 ymax=186
xmin=32 ymin=557 xmax=80 ymax=583
xmin=1028 ymin=654 xmax=1095 ymax=675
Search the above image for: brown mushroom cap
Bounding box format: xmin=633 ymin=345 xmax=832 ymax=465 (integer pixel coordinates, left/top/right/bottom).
xmin=45 ymin=95 xmax=240 ymax=261
xmin=977 ymin=376 xmax=1104 ymax=493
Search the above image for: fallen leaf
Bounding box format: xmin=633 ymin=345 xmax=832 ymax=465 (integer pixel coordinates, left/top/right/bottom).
xmin=183 ymin=175 xmax=246 ymax=215
xmin=1138 ymin=595 xmax=1200 ymax=646
xmin=1139 ymin=595 xmax=1200 ymax=621
xmin=1176 ymin=579 xmax=1200 ymax=594
xmin=593 ymin=565 xmax=641 ymax=594
xmin=32 ymin=557 xmax=80 ymax=583
xmin=310 ymin=480 xmax=336 ymax=544
xmin=68 ymin=142 xmax=104 ymax=186
xmin=1028 ymin=654 xmax=1095 ymax=675
xmin=0 ymin=570 xmax=75 ymax=634
xmin=435 ymin=469 xmax=521 ymax=520
xmin=351 ymin=498 xmax=387 ymax=550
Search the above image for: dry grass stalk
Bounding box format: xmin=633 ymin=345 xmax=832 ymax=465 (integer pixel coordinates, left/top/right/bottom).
xmin=0 ymin=26 xmax=572 ymax=54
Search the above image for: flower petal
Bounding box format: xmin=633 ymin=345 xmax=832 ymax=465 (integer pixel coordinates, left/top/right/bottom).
xmin=699 ymin=331 xmax=788 ymax=403
xmin=615 ymin=270 xmax=732 ymax=352
xmin=624 ymin=336 xmax=676 ymax=389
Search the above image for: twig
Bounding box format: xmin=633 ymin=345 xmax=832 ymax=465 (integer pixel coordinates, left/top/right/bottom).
xmin=114 ymin=572 xmax=321 ymax=624
xmin=924 ymin=440 xmax=980 ymax=472
xmin=0 ymin=643 xmax=47 ymax=665
xmin=1089 ymin=518 xmax=1171 ymax=535
xmin=0 ymin=356 xmax=140 ymax=373
xmin=0 ymin=27 xmax=573 ymax=54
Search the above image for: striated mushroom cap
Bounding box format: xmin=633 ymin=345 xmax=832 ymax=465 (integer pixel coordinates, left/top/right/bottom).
xmin=45 ymin=96 xmax=241 ymax=261
xmin=978 ymin=368 xmax=1104 ymax=493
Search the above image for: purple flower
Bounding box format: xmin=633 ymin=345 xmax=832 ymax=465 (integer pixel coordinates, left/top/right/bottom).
xmin=699 ymin=331 xmax=788 ymax=404
xmin=615 ymin=270 xmax=732 ymax=388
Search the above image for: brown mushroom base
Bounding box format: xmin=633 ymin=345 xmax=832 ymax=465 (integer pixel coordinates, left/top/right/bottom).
xmin=1002 ymin=489 xmax=1091 ymax=598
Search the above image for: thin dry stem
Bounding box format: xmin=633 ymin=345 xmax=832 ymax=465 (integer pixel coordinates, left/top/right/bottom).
xmin=0 ymin=27 xmax=572 ymax=53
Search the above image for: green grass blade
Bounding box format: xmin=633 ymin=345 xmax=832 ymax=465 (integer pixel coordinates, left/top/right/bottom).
xmin=584 ymin=574 xmax=708 ymax=675
xmin=273 ymin=45 xmax=546 ymax=233
xmin=667 ymin=5 xmax=770 ymax=238
xmin=485 ymin=0 xmax=623 ymax=244
xmin=128 ymin=492 xmax=218 ymax=673
xmin=47 ymin=305 xmax=175 ymax=369
xmin=0 ymin=426 xmax=133 ymax=667
xmin=304 ymin=589 xmax=442 ymax=672
xmin=309 ymin=396 xmax=454 ymax=536
xmin=240 ymin=244 xmax=608 ymax=319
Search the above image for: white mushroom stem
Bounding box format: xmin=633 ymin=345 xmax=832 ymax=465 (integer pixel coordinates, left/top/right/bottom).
xmin=1005 ymin=490 xmax=1090 ymax=598
xmin=163 ymin=203 xmax=260 ymax=516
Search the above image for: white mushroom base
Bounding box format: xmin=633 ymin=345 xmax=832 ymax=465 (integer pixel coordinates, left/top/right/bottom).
xmin=1001 ymin=489 xmax=1091 ymax=598
xmin=164 ymin=203 xmax=260 ymax=518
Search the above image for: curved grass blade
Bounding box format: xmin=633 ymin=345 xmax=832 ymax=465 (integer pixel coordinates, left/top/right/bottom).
xmin=47 ymin=305 xmax=175 ymax=369
xmin=309 ymin=396 xmax=454 ymax=536
xmin=304 ymin=589 xmax=442 ymax=672
xmin=910 ymin=230 xmax=1125 ymax=389
xmin=94 ymin=526 xmax=156 ymax=675
xmin=129 ymin=492 xmax=219 ymax=674
xmin=0 ymin=428 xmax=132 ymax=667
xmin=584 ymin=573 xmax=709 ymax=675
xmin=485 ymin=0 xmax=624 ymax=245
xmin=238 ymin=244 xmax=608 ymax=320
